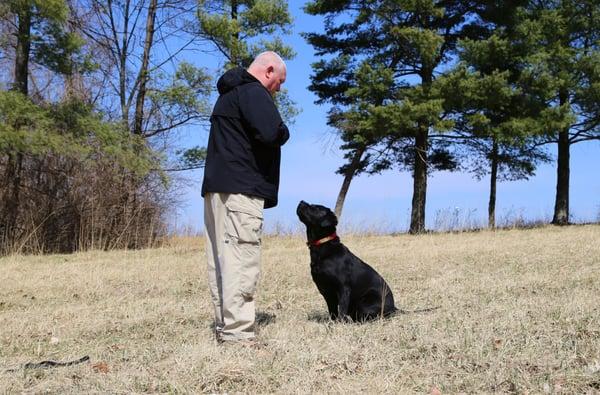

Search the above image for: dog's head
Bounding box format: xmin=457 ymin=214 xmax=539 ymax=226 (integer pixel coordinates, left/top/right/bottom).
xmin=296 ymin=201 xmax=338 ymax=233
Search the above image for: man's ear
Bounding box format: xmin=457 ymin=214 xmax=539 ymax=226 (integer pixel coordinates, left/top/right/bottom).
xmin=319 ymin=211 xmax=338 ymax=228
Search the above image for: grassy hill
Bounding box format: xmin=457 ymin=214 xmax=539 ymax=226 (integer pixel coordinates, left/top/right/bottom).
xmin=1 ymin=225 xmax=599 ymax=393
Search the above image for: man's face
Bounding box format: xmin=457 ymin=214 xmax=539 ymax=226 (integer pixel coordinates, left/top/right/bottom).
xmin=266 ymin=66 xmax=286 ymax=95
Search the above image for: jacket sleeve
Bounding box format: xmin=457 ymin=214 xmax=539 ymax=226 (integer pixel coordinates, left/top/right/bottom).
xmin=238 ymin=84 xmax=290 ymax=147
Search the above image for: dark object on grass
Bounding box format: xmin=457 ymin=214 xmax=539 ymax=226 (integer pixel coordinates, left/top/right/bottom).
xmin=5 ymin=355 xmax=90 ymax=372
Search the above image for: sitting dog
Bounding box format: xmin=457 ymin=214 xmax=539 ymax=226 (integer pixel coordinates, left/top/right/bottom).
xmin=296 ymin=200 xmax=397 ymax=322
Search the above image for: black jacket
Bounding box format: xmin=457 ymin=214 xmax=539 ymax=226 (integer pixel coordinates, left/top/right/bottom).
xmin=201 ymin=67 xmax=289 ymax=208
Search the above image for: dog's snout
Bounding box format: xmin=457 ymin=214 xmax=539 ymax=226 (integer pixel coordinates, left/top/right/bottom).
xmin=297 ymin=200 xmax=311 ymax=220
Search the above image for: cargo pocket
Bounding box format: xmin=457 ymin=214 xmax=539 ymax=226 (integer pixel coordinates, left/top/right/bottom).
xmin=224 ymin=196 xmax=263 ymax=298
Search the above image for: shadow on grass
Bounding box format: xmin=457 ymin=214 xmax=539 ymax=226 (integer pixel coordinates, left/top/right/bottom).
xmin=306 ymin=309 xmax=410 ymax=324
xmin=306 ymin=310 xmax=331 ymax=323
xmin=256 ymin=311 xmax=276 ymax=327
xmin=207 ymin=311 xmax=277 ymax=330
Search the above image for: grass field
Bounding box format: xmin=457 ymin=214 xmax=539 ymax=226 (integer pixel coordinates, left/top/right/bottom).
xmin=1 ymin=225 xmax=599 ymax=393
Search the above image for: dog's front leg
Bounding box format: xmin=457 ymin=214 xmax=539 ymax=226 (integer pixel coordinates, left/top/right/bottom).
xmin=326 ymin=299 xmax=338 ymax=320
xmin=337 ymin=287 xmax=351 ymax=322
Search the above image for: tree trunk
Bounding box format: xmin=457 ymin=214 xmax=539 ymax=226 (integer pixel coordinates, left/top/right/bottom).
xmin=230 ymin=1 xmax=240 ymax=65
xmin=64 ymin=11 xmax=87 ymax=102
xmin=129 ymin=0 xmax=157 ymax=249
xmin=2 ymin=6 xmax=32 ymax=250
xmin=409 ymin=69 xmax=432 ymax=234
xmin=133 ymin=0 xmax=157 ymax=136
xmin=409 ymin=127 xmax=428 ymax=234
xmin=552 ymin=90 xmax=570 ymax=226
xmin=14 ymin=6 xmax=31 ymax=95
xmin=488 ymin=138 xmax=498 ymax=229
xmin=334 ymin=146 xmax=365 ymax=219
xmin=119 ymin=0 xmax=131 ymax=124
xmin=231 ymin=0 xmax=238 ymax=21
xmin=552 ymin=127 xmax=570 ymax=225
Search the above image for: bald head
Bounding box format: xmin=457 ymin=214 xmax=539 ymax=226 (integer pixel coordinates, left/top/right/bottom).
xmin=247 ymin=51 xmax=287 ymax=95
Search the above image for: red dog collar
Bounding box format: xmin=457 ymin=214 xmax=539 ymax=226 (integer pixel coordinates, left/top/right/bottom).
xmin=307 ymin=232 xmax=338 ymax=247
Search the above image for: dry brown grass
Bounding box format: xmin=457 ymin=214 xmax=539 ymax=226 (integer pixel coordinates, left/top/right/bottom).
xmin=1 ymin=225 xmax=599 ymax=393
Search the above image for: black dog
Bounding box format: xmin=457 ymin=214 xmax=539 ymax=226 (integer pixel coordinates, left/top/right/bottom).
xmin=296 ymin=201 xmax=397 ymax=322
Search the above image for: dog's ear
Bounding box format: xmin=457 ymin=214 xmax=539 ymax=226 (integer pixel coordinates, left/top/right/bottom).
xmin=319 ymin=210 xmax=338 ymax=228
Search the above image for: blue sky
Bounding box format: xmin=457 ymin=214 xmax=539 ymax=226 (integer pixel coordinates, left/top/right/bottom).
xmin=172 ymin=3 xmax=600 ymax=234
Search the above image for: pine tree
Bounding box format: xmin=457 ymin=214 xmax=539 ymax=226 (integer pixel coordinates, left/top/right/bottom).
xmin=196 ymin=0 xmax=297 ymax=122
xmin=197 ymin=0 xmax=294 ymax=67
xmin=523 ymin=0 xmax=600 ymax=225
xmin=438 ymin=3 xmax=555 ymax=228
xmin=305 ymin=0 xmax=482 ymax=232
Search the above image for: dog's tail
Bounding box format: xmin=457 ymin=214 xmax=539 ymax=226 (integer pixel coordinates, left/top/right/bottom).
xmin=390 ymin=305 xmax=441 ymax=316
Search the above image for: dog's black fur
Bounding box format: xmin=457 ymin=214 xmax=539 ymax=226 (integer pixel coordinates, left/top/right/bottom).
xmin=296 ymin=201 xmax=397 ymax=322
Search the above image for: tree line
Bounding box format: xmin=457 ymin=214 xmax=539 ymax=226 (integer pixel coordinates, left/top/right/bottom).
xmin=0 ymin=0 xmax=292 ymax=254
xmin=304 ymin=0 xmax=599 ymax=232
xmin=0 ymin=1 xmax=598 ymax=254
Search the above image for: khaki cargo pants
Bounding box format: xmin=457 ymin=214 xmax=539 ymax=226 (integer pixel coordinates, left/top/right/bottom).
xmin=204 ymin=192 xmax=263 ymax=341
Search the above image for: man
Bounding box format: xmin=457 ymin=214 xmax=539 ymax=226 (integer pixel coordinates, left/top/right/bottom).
xmin=201 ymin=51 xmax=289 ymax=345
